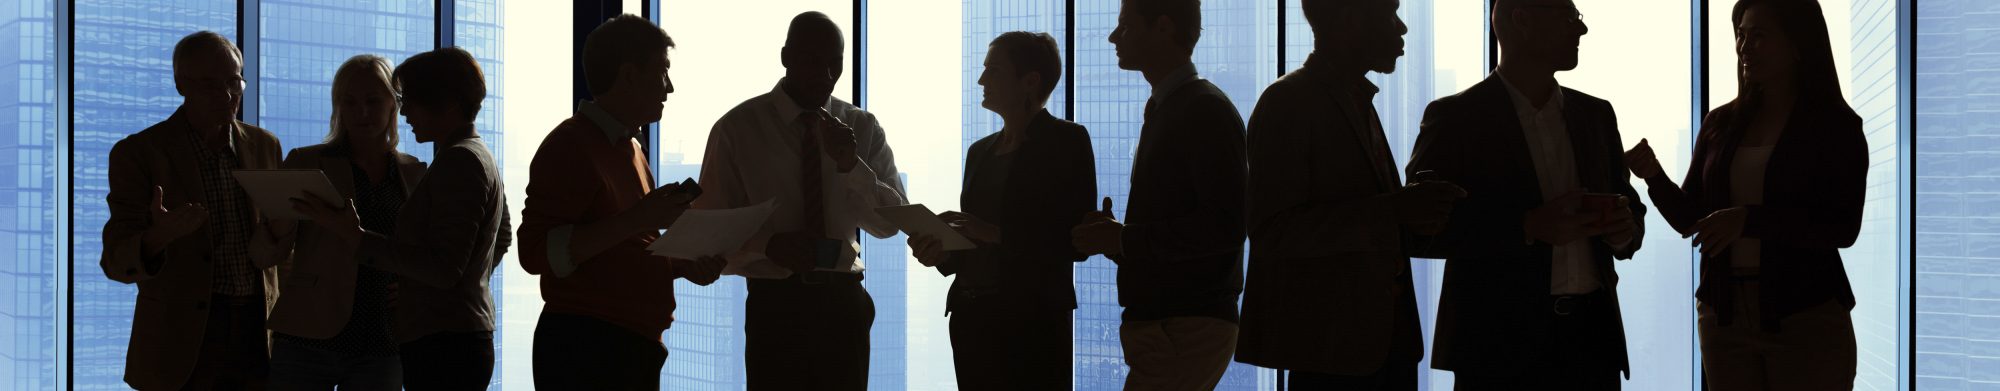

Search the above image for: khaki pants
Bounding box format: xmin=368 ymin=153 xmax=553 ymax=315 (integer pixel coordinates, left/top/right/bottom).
xmin=1120 ymin=316 xmax=1239 ymax=391
xmin=1698 ymin=280 xmax=1856 ymax=391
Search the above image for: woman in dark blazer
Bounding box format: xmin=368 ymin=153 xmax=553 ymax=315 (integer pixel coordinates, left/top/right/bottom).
xmin=907 ymin=31 xmax=1096 ymax=391
xmin=1626 ymin=0 xmax=1866 ymax=389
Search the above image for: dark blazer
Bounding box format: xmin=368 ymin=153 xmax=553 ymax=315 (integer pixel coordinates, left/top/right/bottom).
xmin=940 ymin=110 xmax=1097 ymax=313
xmin=1114 ymin=79 xmax=1249 ymax=323
xmin=262 ymin=143 xmax=427 ymax=339
xmin=99 ymin=109 xmax=284 ymax=390
xmin=1407 ymin=76 xmax=1646 ymax=376
xmin=1236 ymin=65 xmax=1422 ymax=375
xmin=1646 ymin=100 xmax=1864 ymax=330
xmin=354 ymin=134 xmax=512 ymax=343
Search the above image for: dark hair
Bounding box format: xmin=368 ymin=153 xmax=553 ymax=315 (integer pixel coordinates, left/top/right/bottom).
xmin=1301 ymin=0 xmax=1385 ymax=32
xmin=1125 ymin=0 xmax=1202 ymax=50
xmin=172 ymin=31 xmax=241 ymax=71
xmin=394 ymin=47 xmax=487 ymax=123
xmin=1725 ymin=0 xmax=1856 ymax=133
xmin=990 ymin=31 xmax=1063 ymax=107
xmin=585 ymin=14 xmax=675 ymax=97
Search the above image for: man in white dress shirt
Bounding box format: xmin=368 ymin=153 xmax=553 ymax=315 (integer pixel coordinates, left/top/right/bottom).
xmin=1406 ymin=0 xmax=1645 ymax=389
xmin=691 ymin=11 xmax=907 ymax=391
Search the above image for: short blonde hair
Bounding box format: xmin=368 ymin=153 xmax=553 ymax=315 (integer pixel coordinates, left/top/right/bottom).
xmin=326 ymin=54 xmax=400 ymax=149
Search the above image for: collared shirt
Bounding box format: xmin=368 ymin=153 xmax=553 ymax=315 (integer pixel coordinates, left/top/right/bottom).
xmin=187 ymin=125 xmax=258 ymax=297
xmin=1149 ymin=62 xmax=1202 ymax=106
xmin=693 ymin=79 xmax=908 ymax=278
xmin=1497 ymin=74 xmax=1600 ymax=295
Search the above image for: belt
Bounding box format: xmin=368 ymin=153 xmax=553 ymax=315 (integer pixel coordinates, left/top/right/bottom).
xmin=1549 ymin=290 xmax=1607 ymax=316
xmin=790 ymin=270 xmax=863 ymax=285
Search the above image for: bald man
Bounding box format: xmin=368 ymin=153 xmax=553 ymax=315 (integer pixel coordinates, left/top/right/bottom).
xmin=693 ymin=11 xmax=908 ymax=391
xmin=1406 ymin=0 xmax=1644 ymax=389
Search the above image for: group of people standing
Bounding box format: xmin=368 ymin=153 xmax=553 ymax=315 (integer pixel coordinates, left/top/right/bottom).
xmin=97 ymin=0 xmax=1867 ymax=390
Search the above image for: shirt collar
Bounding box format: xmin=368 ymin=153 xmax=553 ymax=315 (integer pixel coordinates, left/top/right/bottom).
xmin=1496 ymin=72 xmax=1566 ymax=116
xmin=771 ymin=78 xmax=832 ymax=122
xmin=177 ymin=108 xmax=238 ymax=154
xmin=1148 ymin=62 xmax=1201 ymax=105
xmin=576 ymin=100 xmax=634 ymax=144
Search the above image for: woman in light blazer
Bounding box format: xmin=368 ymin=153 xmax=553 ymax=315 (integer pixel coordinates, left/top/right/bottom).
xmin=258 ymin=54 xmax=423 ymax=391
xmin=294 ymin=47 xmax=512 ymax=391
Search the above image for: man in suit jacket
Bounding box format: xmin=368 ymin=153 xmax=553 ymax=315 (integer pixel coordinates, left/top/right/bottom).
xmin=1235 ymin=1 xmax=1464 ymax=389
xmin=1070 ymin=1 xmax=1248 ymax=389
xmin=99 ymin=31 xmax=284 ymax=390
xmin=1407 ymin=0 xmax=1645 ymax=389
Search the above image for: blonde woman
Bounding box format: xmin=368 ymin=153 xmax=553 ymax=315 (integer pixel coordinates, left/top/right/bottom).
xmin=258 ymin=54 xmax=425 ymax=390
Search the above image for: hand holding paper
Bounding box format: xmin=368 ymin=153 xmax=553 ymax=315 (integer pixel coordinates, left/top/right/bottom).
xmin=876 ymin=204 xmax=976 ymax=251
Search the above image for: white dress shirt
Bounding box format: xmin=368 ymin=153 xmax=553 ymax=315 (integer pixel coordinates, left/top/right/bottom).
xmin=1499 ymin=75 xmax=1603 ymax=295
xmin=694 ymin=80 xmax=908 ymax=279
xmin=1729 ymin=145 xmax=1775 ymax=269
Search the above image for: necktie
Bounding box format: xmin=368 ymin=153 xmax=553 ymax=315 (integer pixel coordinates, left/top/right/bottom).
xmin=797 ymin=112 xmax=826 ymax=239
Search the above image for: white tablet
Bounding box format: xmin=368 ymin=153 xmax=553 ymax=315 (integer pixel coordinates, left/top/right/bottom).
xmin=231 ymin=169 xmax=343 ymax=220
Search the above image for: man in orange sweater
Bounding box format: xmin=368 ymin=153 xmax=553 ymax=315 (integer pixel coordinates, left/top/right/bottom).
xmin=517 ymin=14 xmax=726 ymax=389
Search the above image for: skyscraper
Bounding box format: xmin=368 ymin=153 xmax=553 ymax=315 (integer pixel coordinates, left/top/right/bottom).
xmin=864 ymin=173 xmax=912 ymax=391
xmin=1 ymin=1 xmax=59 ymax=389
xmin=659 ymin=155 xmax=749 ymax=391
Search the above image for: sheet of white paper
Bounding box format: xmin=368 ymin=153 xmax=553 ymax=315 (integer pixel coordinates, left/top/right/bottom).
xmin=648 ymin=199 xmax=778 ymax=261
xmin=232 ymin=169 xmax=343 ymax=220
xmin=875 ymin=204 xmax=976 ymax=251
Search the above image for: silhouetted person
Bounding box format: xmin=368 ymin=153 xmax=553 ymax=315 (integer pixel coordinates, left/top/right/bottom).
xmin=100 ymin=30 xmax=284 ymax=390
xmin=260 ymin=54 xmax=419 ymax=391
xmin=292 ymin=47 xmax=512 ymax=391
xmin=1625 ymin=0 xmax=1866 ymax=389
xmin=518 ymin=14 xmax=726 ymax=390
xmin=1067 ymin=0 xmax=1248 ymax=389
xmin=1235 ymin=1 xmax=1464 ymax=390
xmin=907 ymin=31 xmax=1094 ymax=391
xmin=692 ymin=11 xmax=908 ymax=391
xmin=1405 ymin=0 xmax=1645 ymax=389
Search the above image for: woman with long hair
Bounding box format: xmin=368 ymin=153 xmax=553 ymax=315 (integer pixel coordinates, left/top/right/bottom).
xmin=260 ymin=54 xmax=422 ymax=390
xmin=1625 ymin=0 xmax=1867 ymax=389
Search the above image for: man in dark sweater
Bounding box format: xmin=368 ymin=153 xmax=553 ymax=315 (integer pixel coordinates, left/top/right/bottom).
xmin=1069 ymin=0 xmax=1248 ymax=389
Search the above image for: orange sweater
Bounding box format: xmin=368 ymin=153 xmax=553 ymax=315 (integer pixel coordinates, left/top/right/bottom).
xmin=518 ymin=115 xmax=679 ymax=339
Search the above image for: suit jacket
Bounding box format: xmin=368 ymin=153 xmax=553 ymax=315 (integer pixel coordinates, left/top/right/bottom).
xmin=354 ymin=134 xmax=512 ymax=343
xmin=939 ymin=109 xmax=1096 ymax=313
xmin=1114 ymin=79 xmax=1249 ymax=323
xmin=1647 ymin=100 xmax=1864 ymax=330
xmin=1407 ymin=75 xmax=1645 ymax=376
xmin=262 ymin=143 xmax=427 ymax=339
xmin=1236 ymin=65 xmax=1423 ymax=375
xmin=99 ymin=109 xmax=283 ymax=390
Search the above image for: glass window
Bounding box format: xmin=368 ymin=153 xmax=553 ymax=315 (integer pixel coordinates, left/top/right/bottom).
xmin=1712 ymin=1 xmax=1903 ymax=389
xmin=454 ymin=2 xmax=508 ymax=389
xmin=1560 ymin=1 xmax=1698 ymax=390
xmin=259 ymin=0 xmax=433 ymax=157
xmin=72 ymin=1 xmax=236 ymax=388
xmin=1914 ymin=0 xmax=1998 ymax=387
xmin=1281 ymin=0 xmax=1489 ymax=389
xmin=0 ymin=0 xmax=59 ymax=389
xmin=493 ymin=0 xmax=566 ymax=388
xmin=655 ymin=3 xmax=856 ymax=389
xmin=1074 ymin=0 xmax=1277 ymax=389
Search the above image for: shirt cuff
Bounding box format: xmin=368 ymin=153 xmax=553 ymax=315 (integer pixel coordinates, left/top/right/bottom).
xmin=547 ymin=224 xmax=579 ymax=278
xmin=1608 ymin=234 xmax=1636 ymax=253
xmin=841 ymin=159 xmax=882 ymax=192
